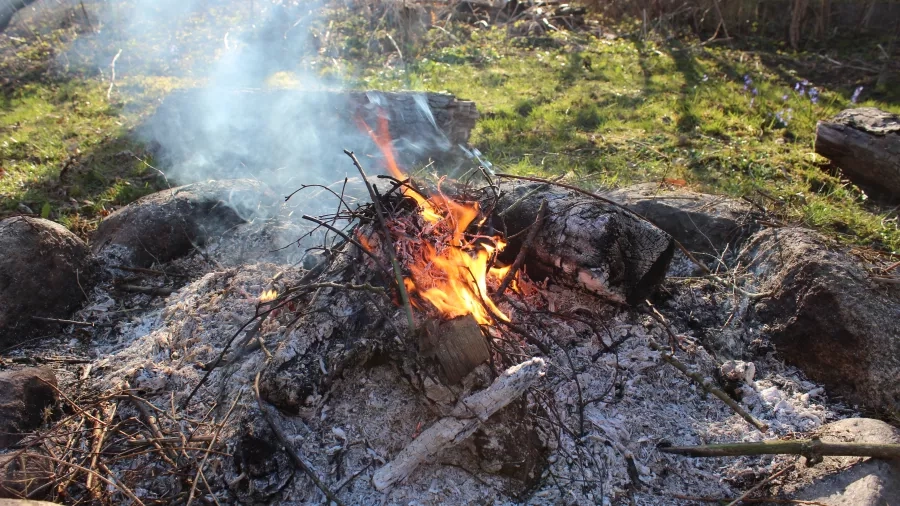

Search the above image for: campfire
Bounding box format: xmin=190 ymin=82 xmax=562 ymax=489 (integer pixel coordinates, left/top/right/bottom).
xmin=357 ymin=114 xmax=524 ymax=327
xmin=3 ymin=92 xmax=858 ymax=506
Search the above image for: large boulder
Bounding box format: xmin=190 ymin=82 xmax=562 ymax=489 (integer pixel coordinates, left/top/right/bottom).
xmin=0 ymin=217 xmax=96 ymax=344
xmin=91 ymin=179 xmax=277 ymax=267
xmin=0 ymin=368 xmax=58 ymax=449
xmin=740 ymin=227 xmax=900 ymax=412
xmin=602 ymin=183 xmax=759 ymax=257
xmin=773 ymin=418 xmax=900 ymax=505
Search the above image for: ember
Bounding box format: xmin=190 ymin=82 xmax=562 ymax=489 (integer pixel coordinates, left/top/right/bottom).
xmin=358 ymin=114 xmax=523 ymax=325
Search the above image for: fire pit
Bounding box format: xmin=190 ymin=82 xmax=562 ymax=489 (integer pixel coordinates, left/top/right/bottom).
xmin=0 ymin=94 xmax=864 ymax=506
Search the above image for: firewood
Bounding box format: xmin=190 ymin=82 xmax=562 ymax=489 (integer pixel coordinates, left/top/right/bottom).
xmin=372 ymin=357 xmax=546 ymax=490
xmin=420 ymin=314 xmax=491 ymax=384
xmin=492 ymin=179 xmax=674 ymax=304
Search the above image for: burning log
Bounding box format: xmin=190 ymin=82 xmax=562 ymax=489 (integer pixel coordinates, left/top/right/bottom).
xmin=493 ymin=180 xmax=675 ymax=304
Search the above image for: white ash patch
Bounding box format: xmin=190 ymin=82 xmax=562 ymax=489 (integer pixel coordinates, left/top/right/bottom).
xmin=517 ymin=288 xmax=838 ymax=505
xmin=33 ymin=257 xmax=848 ymax=506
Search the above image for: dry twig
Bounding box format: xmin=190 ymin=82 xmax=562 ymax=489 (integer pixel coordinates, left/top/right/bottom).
xmin=660 ymin=439 xmax=900 ymax=461
xmin=644 ymin=336 xmax=768 ymax=432
xmin=344 ymin=149 xmax=416 ymax=332
xmin=254 ymin=372 xmax=345 ymax=506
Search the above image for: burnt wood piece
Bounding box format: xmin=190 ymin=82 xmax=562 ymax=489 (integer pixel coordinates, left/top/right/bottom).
xmin=146 ymin=90 xmax=479 ymax=183
xmin=815 ymin=108 xmax=900 ymax=196
xmin=492 ymin=181 xmax=674 ymax=304
xmin=421 ymin=315 xmax=491 ymax=384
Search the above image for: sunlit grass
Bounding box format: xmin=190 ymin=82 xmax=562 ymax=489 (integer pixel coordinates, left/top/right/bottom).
xmin=0 ymin=2 xmax=897 ymax=252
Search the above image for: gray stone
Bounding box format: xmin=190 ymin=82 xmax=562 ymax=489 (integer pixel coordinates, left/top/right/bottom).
xmin=0 ymin=368 xmax=57 ymax=449
xmin=740 ymin=227 xmax=900 ymax=413
xmin=0 ymin=217 xmax=96 ymax=345
xmin=602 ymin=183 xmax=759 ymax=258
xmin=773 ymin=418 xmax=900 ymax=505
xmin=91 ymin=179 xmax=277 ymax=268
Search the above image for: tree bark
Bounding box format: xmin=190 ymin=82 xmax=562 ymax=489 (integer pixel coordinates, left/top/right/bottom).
xmin=491 ymin=180 xmax=674 ymax=305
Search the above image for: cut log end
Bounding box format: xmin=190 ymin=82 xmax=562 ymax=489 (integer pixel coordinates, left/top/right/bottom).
xmin=420 ymin=315 xmax=491 ymax=384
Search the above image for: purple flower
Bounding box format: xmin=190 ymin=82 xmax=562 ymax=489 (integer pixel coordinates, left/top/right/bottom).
xmin=851 ymin=86 xmax=863 ymax=104
xmin=702 ymin=74 xmax=708 ymax=82
xmin=809 ymin=88 xmax=819 ymax=104
xmin=782 ymin=94 xmax=789 ymax=101
xmin=752 ymin=88 xmax=759 ymax=96
xmin=743 ymin=74 xmax=753 ymax=91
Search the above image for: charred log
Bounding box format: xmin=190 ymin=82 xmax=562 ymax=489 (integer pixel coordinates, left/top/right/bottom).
xmin=492 ymin=181 xmax=675 ymax=304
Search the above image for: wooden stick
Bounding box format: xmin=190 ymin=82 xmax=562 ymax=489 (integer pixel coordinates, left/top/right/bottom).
xmin=660 ymin=439 xmax=900 ymax=460
xmin=30 ymin=316 xmax=114 ymax=328
xmin=373 ymin=357 xmax=546 ymax=490
xmin=344 ymin=150 xmax=416 ymax=332
xmin=118 ymin=284 xmax=175 ymax=296
xmin=85 ymin=401 xmax=118 ymax=500
xmin=254 ymin=372 xmax=345 ymax=506
xmin=129 ymin=395 xmax=179 ymax=466
xmin=672 ymin=494 xmax=828 ymax=505
xmin=645 ymin=337 xmax=769 ymax=433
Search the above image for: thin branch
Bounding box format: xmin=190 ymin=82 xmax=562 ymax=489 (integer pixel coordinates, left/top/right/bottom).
xmin=727 ymin=462 xmax=795 ymax=506
xmin=186 ymin=392 xmax=242 ymax=506
xmin=254 ymin=372 xmax=345 ymax=506
xmin=117 ymin=285 xmax=175 ymax=296
xmin=300 ymin=214 xmax=391 ymax=275
xmin=660 ymin=440 xmax=900 ymax=460
xmin=644 ymin=334 xmax=768 ymax=433
xmin=30 ymin=316 xmax=114 ymax=328
xmin=344 ymin=150 xmax=416 ymax=332
xmin=107 ymin=49 xmax=122 ymax=100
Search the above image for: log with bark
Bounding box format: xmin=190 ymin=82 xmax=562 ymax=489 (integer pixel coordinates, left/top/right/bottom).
xmin=815 ymin=107 xmax=900 ymax=197
xmin=146 ymin=90 xmax=479 ymax=183
xmin=492 ymin=180 xmax=675 ymax=305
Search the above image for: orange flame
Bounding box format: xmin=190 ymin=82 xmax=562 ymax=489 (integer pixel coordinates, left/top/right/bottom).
xmin=359 ymin=113 xmax=515 ymax=325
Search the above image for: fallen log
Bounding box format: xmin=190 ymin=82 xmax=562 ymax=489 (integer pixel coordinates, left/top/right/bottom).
xmin=815 ymin=107 xmax=900 ymax=196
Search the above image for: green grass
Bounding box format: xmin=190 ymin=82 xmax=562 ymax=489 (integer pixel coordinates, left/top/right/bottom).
xmin=343 ymin=25 xmax=900 ymax=253
xmin=0 ymin=2 xmax=898 ymax=253
xmin=0 ymin=79 xmax=162 ymax=237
